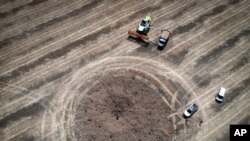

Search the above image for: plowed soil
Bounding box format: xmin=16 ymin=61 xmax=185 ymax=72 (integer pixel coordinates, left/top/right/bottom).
xmin=0 ymin=0 xmax=249 ymax=141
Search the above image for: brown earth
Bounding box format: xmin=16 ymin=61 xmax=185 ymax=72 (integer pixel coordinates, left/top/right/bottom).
xmin=74 ymin=75 xmax=174 ymax=141
xmin=0 ymin=0 xmax=249 ymax=141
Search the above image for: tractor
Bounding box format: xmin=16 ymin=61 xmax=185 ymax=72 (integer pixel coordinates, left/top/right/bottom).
xmin=128 ymin=16 xmax=171 ymax=49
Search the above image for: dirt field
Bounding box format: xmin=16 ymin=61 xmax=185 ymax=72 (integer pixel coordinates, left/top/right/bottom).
xmin=0 ymin=0 xmax=249 ymax=141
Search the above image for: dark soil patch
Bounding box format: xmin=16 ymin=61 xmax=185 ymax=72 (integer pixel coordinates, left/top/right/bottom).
xmin=192 ymin=74 xmax=212 ymax=88
xmin=194 ymin=5 xmax=227 ymax=24
xmin=173 ymin=81 xmax=189 ymax=103
xmin=0 ymin=0 xmax=170 ymax=83
xmin=0 ymin=94 xmax=53 ymax=128
xmin=172 ymin=22 xmax=197 ymax=36
xmin=229 ymin=0 xmax=241 ymax=5
xmin=195 ymin=29 xmax=250 ymax=68
xmin=27 ymin=0 xmax=48 ymax=7
xmin=79 ymin=41 xmax=121 ymax=67
xmin=215 ymin=132 xmax=229 ymax=141
xmin=0 ymin=0 xmax=103 ymax=48
xmin=135 ymin=44 xmax=151 ymax=52
xmin=0 ymin=22 xmax=13 ymax=32
xmin=176 ymin=124 xmax=184 ymax=134
xmin=0 ymin=0 xmax=15 ymax=5
xmin=13 ymin=134 xmax=35 ymax=141
xmin=166 ymin=49 xmax=189 ymax=65
xmin=172 ymin=4 xmax=226 ymax=36
xmin=237 ymin=115 xmax=250 ymax=124
xmin=75 ymin=75 xmax=175 ymax=141
xmin=5 ymin=68 xmax=71 ymax=103
xmin=0 ymin=0 xmax=169 ymax=49
xmin=172 ymin=0 xmax=241 ymax=37
xmin=16 ymin=37 xmax=54 ymax=57
xmin=170 ymin=2 xmax=197 ymax=20
xmin=0 ymin=0 xmax=48 ymax=19
xmin=229 ymin=51 xmax=249 ymax=72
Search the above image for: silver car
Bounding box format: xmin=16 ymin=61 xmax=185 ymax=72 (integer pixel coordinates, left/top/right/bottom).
xmin=183 ymin=103 xmax=199 ymax=118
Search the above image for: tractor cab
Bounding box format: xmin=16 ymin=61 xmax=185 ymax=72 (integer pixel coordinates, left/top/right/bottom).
xmin=127 ymin=16 xmax=152 ymax=46
xmin=136 ymin=16 xmax=151 ymax=35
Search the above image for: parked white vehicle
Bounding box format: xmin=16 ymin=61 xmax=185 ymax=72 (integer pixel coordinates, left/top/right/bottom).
xmin=215 ymin=87 xmax=226 ymax=103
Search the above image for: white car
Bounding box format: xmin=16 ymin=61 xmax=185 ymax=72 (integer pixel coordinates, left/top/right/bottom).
xmin=215 ymin=87 xmax=226 ymax=103
xmin=137 ymin=20 xmax=150 ymax=35
xmin=183 ymin=103 xmax=199 ymax=118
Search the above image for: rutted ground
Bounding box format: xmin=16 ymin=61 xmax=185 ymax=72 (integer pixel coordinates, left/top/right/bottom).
xmin=0 ymin=0 xmax=249 ymax=141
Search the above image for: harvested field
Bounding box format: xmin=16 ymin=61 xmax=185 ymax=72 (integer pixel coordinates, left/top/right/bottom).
xmin=0 ymin=0 xmax=249 ymax=141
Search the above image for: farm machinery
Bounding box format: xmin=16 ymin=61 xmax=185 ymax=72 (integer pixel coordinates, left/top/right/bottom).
xmin=128 ymin=16 xmax=171 ymax=50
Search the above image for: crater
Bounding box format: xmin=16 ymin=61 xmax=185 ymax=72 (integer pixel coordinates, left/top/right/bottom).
xmin=74 ymin=74 xmax=176 ymax=141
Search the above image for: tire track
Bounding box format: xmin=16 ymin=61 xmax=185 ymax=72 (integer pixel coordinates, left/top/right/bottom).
xmin=0 ymin=67 xmax=72 ymax=106
xmin=0 ymin=0 xmax=104 ymax=49
xmin=0 ymin=0 xmax=16 ymax=8
xmin=0 ymin=0 xmax=168 ymax=103
xmin=0 ymin=0 xmax=78 ymax=32
xmin=0 ymin=0 xmax=126 ymax=62
xmin=0 ymin=94 xmax=52 ymax=128
xmin=47 ymin=63 xmax=189 ymax=140
xmin=0 ymin=0 xmax=229 ymax=101
xmin=0 ymin=0 xmax=170 ymax=83
xmin=44 ymin=64 xmax=187 ymax=140
xmin=1 ymin=0 xmax=249 ymax=140
xmin=171 ymin=0 xmax=241 ymax=37
xmin=169 ymin=1 xmax=198 ymax=20
xmin=2 ymin=119 xmax=40 ymax=141
xmin=159 ymin=5 xmax=249 ymax=82
xmin=195 ymin=28 xmax=250 ymax=68
xmin=0 ymin=0 xmax=128 ymax=53
xmin=0 ymin=0 xmax=241 ymax=119
xmin=191 ymin=40 xmax=248 ymax=92
xmin=0 ymin=0 xmax=154 ymax=70
xmin=15 ymin=37 xmax=55 ymax=57
xmin=210 ymin=75 xmax=250 ymax=112
xmin=201 ymin=76 xmax=250 ymax=116
xmin=171 ymin=10 xmax=249 ymax=72
xmin=229 ymin=51 xmax=249 ymax=72
xmin=0 ymin=0 xmax=48 ymax=20
xmin=45 ymin=0 xmax=217 ymax=67
xmin=0 ymin=0 xmax=208 ymax=72
xmin=169 ymin=63 xmax=249 ymax=136
xmin=187 ymin=55 xmax=249 ymax=111
xmin=0 ymin=40 xmax=177 ymax=140
xmin=168 ymin=19 xmax=249 ymax=91
xmin=2 ymin=44 xmax=121 ymax=102
xmin=0 ymin=0 xmax=240 ymax=98
xmin=126 ymin=0 xmax=247 ymax=65
xmin=165 ymin=42 xmax=249 ymax=121
xmin=125 ymin=14 xmax=248 ymax=93
xmin=191 ymin=40 xmax=248 ymax=88
xmin=198 ymin=94 xmax=249 ymax=140
xmin=164 ymin=0 xmax=247 ymax=59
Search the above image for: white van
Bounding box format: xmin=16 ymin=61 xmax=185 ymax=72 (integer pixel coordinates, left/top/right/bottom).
xmin=215 ymin=87 xmax=226 ymax=103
